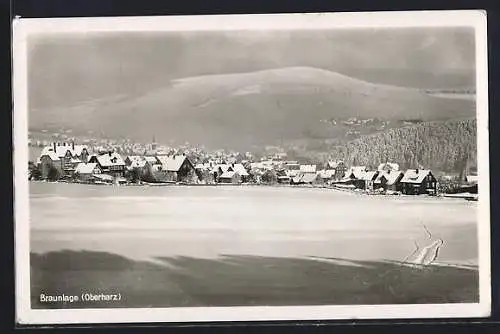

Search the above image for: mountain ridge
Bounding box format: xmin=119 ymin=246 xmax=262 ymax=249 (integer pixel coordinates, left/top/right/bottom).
xmin=29 ymin=66 xmax=476 ymax=150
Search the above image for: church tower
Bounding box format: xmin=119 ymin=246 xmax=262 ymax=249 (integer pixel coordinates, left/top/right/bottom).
xmin=151 ymin=135 xmax=157 ymax=152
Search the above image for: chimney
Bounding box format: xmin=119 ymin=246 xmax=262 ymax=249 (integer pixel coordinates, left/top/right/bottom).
xmin=109 ymin=151 xmax=112 ymax=157
xmin=53 ymin=142 xmax=56 ymax=151
xmin=415 ymin=169 xmax=419 ymax=174
xmin=72 ymin=142 xmax=75 ymax=150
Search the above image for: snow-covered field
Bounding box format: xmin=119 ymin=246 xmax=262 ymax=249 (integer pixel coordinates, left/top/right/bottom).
xmin=27 ymin=182 xmax=480 ymax=308
xmin=30 ymin=182 xmax=478 ymax=265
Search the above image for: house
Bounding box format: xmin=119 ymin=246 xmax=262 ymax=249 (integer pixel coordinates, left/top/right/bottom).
xmin=211 ymin=164 xmax=233 ymax=182
xmin=326 ymin=160 xmax=348 ymax=180
xmin=38 ymin=142 xmax=90 ymax=178
xmin=284 ymin=162 xmax=301 ymax=178
xmin=300 ymin=164 xmax=317 ymax=174
xmin=275 ymin=169 xmax=291 ymax=184
xmin=359 ymin=170 xmax=379 ymax=191
xmin=400 ymin=169 xmax=438 ymax=195
xmin=156 ymin=154 xmax=198 ymax=183
xmin=88 ymin=152 xmax=126 ymax=177
xmin=74 ymin=162 xmax=102 ymax=183
xmin=218 ymin=171 xmax=242 ymax=184
xmin=374 ymin=170 xmax=405 ymax=192
xmin=291 ymin=172 xmax=319 ymax=185
xmin=317 ymin=169 xmax=336 ymax=184
xmin=458 ymin=174 xmax=479 ymax=194
xmin=301 ymin=172 xmax=319 ymax=185
xmin=39 ymin=151 xmax=62 ymax=179
xmin=466 ymin=175 xmax=478 ymax=185
xmin=377 ymin=162 xmax=400 ymax=173
xmin=232 ymin=163 xmax=250 ymax=183
xmin=340 ymin=166 xmax=368 ymax=187
xmin=125 ymin=155 xmax=146 ymax=167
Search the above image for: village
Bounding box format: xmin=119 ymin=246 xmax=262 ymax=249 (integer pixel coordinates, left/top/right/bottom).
xmin=28 ymin=138 xmax=479 ymax=198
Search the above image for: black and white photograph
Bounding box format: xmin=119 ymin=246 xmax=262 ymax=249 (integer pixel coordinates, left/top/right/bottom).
xmin=13 ymin=10 xmax=490 ymax=324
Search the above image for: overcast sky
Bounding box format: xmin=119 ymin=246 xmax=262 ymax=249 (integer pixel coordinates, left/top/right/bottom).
xmin=28 ymin=27 xmax=475 ymax=109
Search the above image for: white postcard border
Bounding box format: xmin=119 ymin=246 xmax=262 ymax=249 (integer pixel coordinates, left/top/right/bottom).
xmin=13 ymin=10 xmax=490 ymax=325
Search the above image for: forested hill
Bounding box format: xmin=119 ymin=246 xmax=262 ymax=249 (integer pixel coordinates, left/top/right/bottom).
xmin=326 ymin=118 xmax=477 ymax=174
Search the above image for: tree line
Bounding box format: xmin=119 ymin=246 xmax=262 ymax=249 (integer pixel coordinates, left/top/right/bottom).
xmin=328 ymin=118 xmax=477 ymax=174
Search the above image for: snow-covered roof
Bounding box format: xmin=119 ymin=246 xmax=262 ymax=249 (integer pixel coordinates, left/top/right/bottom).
xmin=126 ymin=155 xmax=144 ymax=163
xmin=327 ymin=160 xmax=344 ymax=169
xmin=130 ymin=159 xmax=147 ymax=168
xmin=360 ymin=170 xmax=379 ymax=181
xmin=377 ymin=162 xmax=400 ymax=172
xmin=232 ymin=163 xmax=249 ymax=176
xmin=156 ymin=155 xmax=190 ymax=172
xmin=40 ymin=151 xmax=60 ymax=161
xmin=40 ymin=143 xmax=88 ymax=159
xmin=318 ymin=169 xmax=336 ymax=179
xmin=300 ymin=165 xmax=317 ymax=173
xmin=220 ymin=170 xmax=238 ymax=178
xmin=144 ymin=156 xmax=159 ymax=164
xmin=96 ymin=152 xmax=125 ymax=167
xmin=347 ymin=166 xmax=367 ymax=179
xmin=466 ymin=175 xmax=478 ymax=184
xmin=400 ymin=169 xmax=433 ymax=184
xmin=301 ymin=173 xmax=318 ymax=183
xmin=75 ymin=162 xmax=100 ymax=174
xmin=212 ymin=164 xmax=233 ymax=173
xmin=375 ymin=170 xmax=404 ymax=185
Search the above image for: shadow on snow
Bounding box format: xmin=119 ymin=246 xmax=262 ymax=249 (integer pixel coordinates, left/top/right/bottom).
xmin=30 ymin=250 xmax=478 ymax=309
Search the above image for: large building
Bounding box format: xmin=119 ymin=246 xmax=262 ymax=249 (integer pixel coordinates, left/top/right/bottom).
xmin=88 ymin=152 xmax=126 ymax=177
xmin=400 ymin=169 xmax=438 ymax=195
xmin=37 ymin=142 xmax=90 ymax=179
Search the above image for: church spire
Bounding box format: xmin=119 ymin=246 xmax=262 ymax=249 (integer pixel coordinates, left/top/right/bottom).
xmin=152 ymin=135 xmax=157 ymax=151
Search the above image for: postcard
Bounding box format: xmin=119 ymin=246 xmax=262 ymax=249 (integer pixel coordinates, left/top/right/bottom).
xmin=12 ymin=10 xmax=490 ymax=325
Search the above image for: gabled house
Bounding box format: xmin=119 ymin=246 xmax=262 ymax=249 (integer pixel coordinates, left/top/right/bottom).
xmin=74 ymin=162 xmax=102 ymax=183
xmin=374 ymin=170 xmax=404 ymax=192
xmin=317 ymin=169 xmax=336 ymax=184
xmin=340 ymin=166 xmax=368 ymax=187
xmin=301 ymin=172 xmax=319 ymax=185
xmin=466 ymin=175 xmax=478 ymax=185
xmin=359 ymin=170 xmax=380 ymax=191
xmin=326 ymin=160 xmax=348 ymax=180
xmin=460 ymin=174 xmax=478 ymax=194
xmin=377 ymin=162 xmax=400 ymax=173
xmin=276 ymin=169 xmax=291 ymax=184
xmin=300 ymin=164 xmax=317 ymax=174
xmin=89 ymin=152 xmax=126 ymax=177
xmin=400 ymin=169 xmax=437 ymax=195
xmin=125 ymin=155 xmax=148 ymax=167
xmin=38 ymin=142 xmax=90 ymax=179
xmin=156 ymin=154 xmax=198 ymax=183
xmin=218 ymin=171 xmax=242 ymax=184
xmin=290 ymin=172 xmax=319 ymax=185
xmin=39 ymin=151 xmax=62 ymax=179
xmin=231 ymin=163 xmax=250 ymax=183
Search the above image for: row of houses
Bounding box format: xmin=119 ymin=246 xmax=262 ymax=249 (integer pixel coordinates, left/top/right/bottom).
xmin=36 ymin=142 xmax=198 ymax=184
xmin=338 ymin=165 xmax=439 ymax=195
xmin=273 ymin=162 xmax=441 ymax=195
xmin=34 ymin=142 xmax=475 ymax=195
